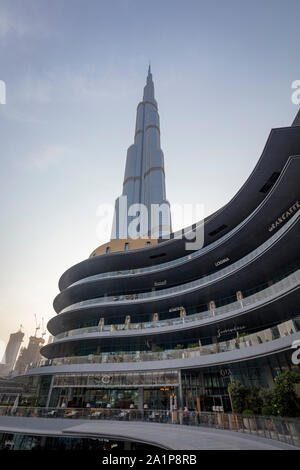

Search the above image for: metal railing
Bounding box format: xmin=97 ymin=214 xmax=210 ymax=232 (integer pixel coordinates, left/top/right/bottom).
xmin=60 ymin=212 xmax=299 ymax=314
xmin=30 ymin=319 xmax=300 ymax=369
xmin=55 ymin=269 xmax=300 ymax=340
xmin=0 ymin=406 xmax=299 ymax=447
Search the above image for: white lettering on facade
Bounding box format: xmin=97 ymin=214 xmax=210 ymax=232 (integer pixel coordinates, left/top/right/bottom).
xmin=215 ymin=257 xmax=230 ymax=267
xmin=268 ymin=201 xmax=300 ymax=232
xmin=217 ymin=325 xmax=246 ymax=338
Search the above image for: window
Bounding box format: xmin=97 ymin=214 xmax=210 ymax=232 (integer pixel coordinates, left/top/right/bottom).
xmin=259 ymin=172 xmax=280 ymax=194
xmin=149 ymin=252 xmax=166 ymax=259
xmin=146 ymin=241 xmax=151 ymax=246
xmin=208 ymin=224 xmax=228 ymax=237
xmin=106 ymin=246 xmax=110 ymax=254
xmin=124 ymin=242 xmax=129 ymax=251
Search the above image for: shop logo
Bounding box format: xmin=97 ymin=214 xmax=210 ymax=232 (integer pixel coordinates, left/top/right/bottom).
xmin=215 ymin=257 xmax=230 ymax=267
xmin=92 ymin=375 xmax=112 ymax=385
xmin=101 ymin=375 xmax=111 ymax=384
xmin=268 ymin=201 xmax=300 ymax=233
xmin=220 ymin=368 xmax=232 ymax=377
xmin=291 ymin=340 xmax=300 ymax=365
xmin=217 ymin=325 xmax=246 ymax=338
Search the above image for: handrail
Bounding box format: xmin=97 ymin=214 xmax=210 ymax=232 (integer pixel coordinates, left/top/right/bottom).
xmin=0 ymin=407 xmax=298 ymax=447
xmin=54 ymin=269 xmax=300 ymax=340
xmin=31 ymin=318 xmax=299 ymax=369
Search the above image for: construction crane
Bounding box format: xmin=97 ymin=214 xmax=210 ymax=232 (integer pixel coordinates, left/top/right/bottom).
xmin=41 ymin=317 xmax=47 ymax=338
xmin=34 ymin=314 xmax=40 ymax=337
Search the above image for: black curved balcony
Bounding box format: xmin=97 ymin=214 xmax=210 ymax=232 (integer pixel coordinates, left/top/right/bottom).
xmin=53 ymin=156 xmax=300 ymax=313
xmin=27 ymin=319 xmax=300 ymax=376
xmin=48 ymin=211 xmax=300 ymax=335
xmin=58 ymin=126 xmax=300 ymax=291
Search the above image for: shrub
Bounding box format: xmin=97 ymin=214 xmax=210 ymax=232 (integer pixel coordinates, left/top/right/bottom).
xmin=228 ymin=381 xmax=248 ymax=413
xmin=271 ymin=370 xmax=300 ymax=417
xmin=228 ymin=382 xmax=268 ymax=415
xmin=245 ymin=386 xmax=263 ymax=414
xmin=259 ymin=388 xmax=273 ymax=407
xmin=261 ymin=406 xmax=273 ymax=416
xmin=242 ymin=409 xmax=253 ymax=415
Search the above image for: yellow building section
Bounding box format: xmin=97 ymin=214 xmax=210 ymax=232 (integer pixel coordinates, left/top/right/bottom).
xmin=89 ymin=237 xmax=158 ymax=257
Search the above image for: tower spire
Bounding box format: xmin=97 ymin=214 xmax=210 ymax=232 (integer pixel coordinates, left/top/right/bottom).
xmin=143 ymin=63 xmax=155 ymax=104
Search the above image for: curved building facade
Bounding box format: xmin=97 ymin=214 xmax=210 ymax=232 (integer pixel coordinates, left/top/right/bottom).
xmin=20 ymin=71 xmax=300 ymax=413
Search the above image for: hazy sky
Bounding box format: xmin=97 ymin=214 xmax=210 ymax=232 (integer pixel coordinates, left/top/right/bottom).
xmin=0 ymin=0 xmax=299 ymax=352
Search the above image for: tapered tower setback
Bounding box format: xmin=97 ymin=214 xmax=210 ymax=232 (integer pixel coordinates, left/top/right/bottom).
xmin=111 ymin=67 xmax=171 ymax=239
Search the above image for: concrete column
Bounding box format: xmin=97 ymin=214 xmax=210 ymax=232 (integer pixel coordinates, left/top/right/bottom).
xmin=67 ymin=387 xmax=72 ymax=406
xmin=138 ymin=387 xmax=144 ymax=410
xmin=178 ymin=370 xmax=183 ymax=408
xmin=212 ymin=336 xmax=219 ymax=353
xmin=264 ymin=360 xmax=275 ymax=387
xmin=45 ymin=375 xmax=55 ymax=408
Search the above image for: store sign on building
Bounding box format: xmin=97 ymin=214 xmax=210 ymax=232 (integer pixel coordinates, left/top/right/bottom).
xmin=93 ymin=375 xmax=112 ymax=385
xmin=220 ymin=369 xmax=232 ymax=377
xmin=217 ymin=325 xmax=246 ymax=338
xmin=268 ymin=201 xmax=300 ymax=232
xmin=215 ymin=257 xmax=230 ymax=267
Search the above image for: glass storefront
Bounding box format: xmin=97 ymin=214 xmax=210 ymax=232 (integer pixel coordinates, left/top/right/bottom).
xmin=49 ymin=386 xmax=177 ymax=410
xmin=182 ymin=351 xmax=300 ymax=412
xmin=47 ymin=370 xmax=180 ymax=409
xmin=21 ymin=351 xmax=300 ymax=411
xmin=143 ymin=388 xmax=174 ymax=410
xmin=182 ymin=370 xmax=232 ymax=412
xmin=50 ymin=387 xmax=139 ymax=409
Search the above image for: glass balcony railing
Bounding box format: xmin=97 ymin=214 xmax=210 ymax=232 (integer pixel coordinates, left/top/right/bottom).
xmin=0 ymin=407 xmax=299 ymax=449
xmin=60 ymin=212 xmax=300 ymax=314
xmin=54 ymin=268 xmax=300 ymax=341
xmin=31 ymin=318 xmax=300 ymax=370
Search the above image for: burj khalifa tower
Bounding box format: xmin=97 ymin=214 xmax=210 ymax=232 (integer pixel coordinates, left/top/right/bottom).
xmin=111 ymin=66 xmax=172 ymax=240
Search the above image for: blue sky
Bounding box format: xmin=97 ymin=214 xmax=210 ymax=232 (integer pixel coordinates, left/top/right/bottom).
xmin=0 ymin=0 xmax=299 ymax=349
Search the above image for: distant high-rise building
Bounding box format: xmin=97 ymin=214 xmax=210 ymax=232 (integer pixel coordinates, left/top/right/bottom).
xmin=14 ymin=335 xmax=45 ymax=375
xmin=0 ymin=330 xmax=24 ymax=376
xmin=112 ymin=66 xmax=171 ymax=239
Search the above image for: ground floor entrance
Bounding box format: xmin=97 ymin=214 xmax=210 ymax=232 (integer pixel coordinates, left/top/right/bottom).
xmin=143 ymin=387 xmax=174 ymax=410
xmin=202 ymin=394 xmax=232 ymax=412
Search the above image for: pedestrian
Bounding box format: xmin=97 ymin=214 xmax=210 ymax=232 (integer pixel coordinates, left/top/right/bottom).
xmin=183 ymin=406 xmax=189 ymax=424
